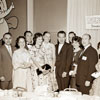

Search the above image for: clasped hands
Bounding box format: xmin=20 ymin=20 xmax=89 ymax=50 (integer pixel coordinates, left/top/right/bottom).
xmin=38 ymin=67 xmax=51 ymax=75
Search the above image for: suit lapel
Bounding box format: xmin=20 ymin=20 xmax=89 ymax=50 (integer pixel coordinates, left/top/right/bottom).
xmin=3 ymin=45 xmax=12 ymax=59
xmin=11 ymin=45 xmax=15 ymax=54
xmin=79 ymin=46 xmax=91 ymax=58
xmin=58 ymin=43 xmax=66 ymax=55
xmin=56 ymin=44 xmax=59 ymax=56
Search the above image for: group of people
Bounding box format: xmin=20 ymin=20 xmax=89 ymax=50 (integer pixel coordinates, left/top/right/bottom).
xmin=0 ymin=31 xmax=100 ymax=96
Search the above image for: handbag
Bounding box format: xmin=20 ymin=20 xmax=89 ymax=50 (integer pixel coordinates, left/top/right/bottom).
xmin=36 ymin=64 xmax=51 ymax=75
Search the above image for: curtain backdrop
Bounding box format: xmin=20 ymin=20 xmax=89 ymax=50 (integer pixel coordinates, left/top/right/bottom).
xmin=67 ymin=0 xmax=100 ymax=48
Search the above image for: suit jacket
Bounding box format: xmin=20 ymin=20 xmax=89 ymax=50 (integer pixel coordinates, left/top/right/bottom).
xmin=0 ymin=45 xmax=15 ymax=81
xmin=76 ymin=46 xmax=98 ymax=86
xmin=0 ymin=39 xmax=3 ymax=47
xmin=55 ymin=42 xmax=73 ymax=77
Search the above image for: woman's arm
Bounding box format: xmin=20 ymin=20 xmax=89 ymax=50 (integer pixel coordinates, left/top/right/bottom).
xmin=52 ymin=44 xmax=56 ymax=67
xmin=31 ymin=57 xmax=44 ymax=71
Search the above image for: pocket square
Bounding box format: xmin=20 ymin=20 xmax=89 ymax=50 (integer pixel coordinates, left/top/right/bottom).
xmin=82 ymin=56 xmax=87 ymax=60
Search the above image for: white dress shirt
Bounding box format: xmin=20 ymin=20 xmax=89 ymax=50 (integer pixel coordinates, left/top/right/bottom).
xmin=58 ymin=44 xmax=64 ymax=54
xmin=5 ymin=44 xmax=12 ymax=57
xmin=84 ymin=44 xmax=91 ymax=51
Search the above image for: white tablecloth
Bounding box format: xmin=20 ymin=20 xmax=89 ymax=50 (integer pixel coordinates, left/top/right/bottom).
xmin=0 ymin=91 xmax=100 ymax=100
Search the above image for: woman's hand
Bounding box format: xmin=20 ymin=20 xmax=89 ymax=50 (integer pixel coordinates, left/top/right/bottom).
xmin=39 ymin=67 xmax=44 ymax=72
xmin=96 ymin=61 xmax=100 ymax=72
xmin=22 ymin=62 xmax=31 ymax=68
xmin=43 ymin=70 xmax=50 ymax=75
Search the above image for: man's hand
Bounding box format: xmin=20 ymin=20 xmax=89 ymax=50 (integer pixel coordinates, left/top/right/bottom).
xmin=62 ymin=72 xmax=67 ymax=78
xmin=85 ymin=81 xmax=90 ymax=87
xmin=0 ymin=76 xmax=5 ymax=81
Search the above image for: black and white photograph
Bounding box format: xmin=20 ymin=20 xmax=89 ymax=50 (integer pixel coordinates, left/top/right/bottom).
xmin=0 ymin=0 xmax=100 ymax=100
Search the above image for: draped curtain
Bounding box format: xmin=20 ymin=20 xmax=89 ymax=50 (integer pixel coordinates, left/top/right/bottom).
xmin=67 ymin=0 xmax=100 ymax=48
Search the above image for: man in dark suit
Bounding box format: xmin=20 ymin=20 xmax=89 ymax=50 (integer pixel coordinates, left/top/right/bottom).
xmin=68 ymin=31 xmax=76 ymax=44
xmin=55 ymin=31 xmax=73 ymax=91
xmin=24 ymin=31 xmax=33 ymax=50
xmin=0 ymin=39 xmax=3 ymax=47
xmin=76 ymin=34 xmax=98 ymax=94
xmin=0 ymin=32 xmax=14 ymax=89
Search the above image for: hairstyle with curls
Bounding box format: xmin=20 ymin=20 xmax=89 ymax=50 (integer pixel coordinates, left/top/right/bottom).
xmin=43 ymin=31 xmax=51 ymax=42
xmin=33 ymin=32 xmax=43 ymax=45
xmin=43 ymin=31 xmax=50 ymax=36
xmin=72 ymin=36 xmax=84 ymax=49
xmin=15 ymin=36 xmax=28 ymax=49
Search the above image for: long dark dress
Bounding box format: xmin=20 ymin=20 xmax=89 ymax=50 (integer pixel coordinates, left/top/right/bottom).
xmin=70 ymin=49 xmax=82 ymax=88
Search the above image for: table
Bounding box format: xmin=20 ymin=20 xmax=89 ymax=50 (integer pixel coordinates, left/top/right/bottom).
xmin=0 ymin=91 xmax=100 ymax=100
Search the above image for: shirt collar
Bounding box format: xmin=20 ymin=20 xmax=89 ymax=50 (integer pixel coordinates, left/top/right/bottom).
xmin=5 ymin=44 xmax=11 ymax=48
xmin=84 ymin=44 xmax=91 ymax=50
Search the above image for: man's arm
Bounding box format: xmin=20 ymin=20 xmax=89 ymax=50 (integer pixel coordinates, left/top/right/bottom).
xmin=62 ymin=45 xmax=73 ymax=77
xmin=86 ymin=49 xmax=98 ymax=82
xmin=0 ymin=49 xmax=5 ymax=81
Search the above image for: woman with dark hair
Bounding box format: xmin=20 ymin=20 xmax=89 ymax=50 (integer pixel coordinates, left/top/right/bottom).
xmin=15 ymin=36 xmax=28 ymax=49
xmin=42 ymin=31 xmax=58 ymax=91
xmin=30 ymin=33 xmax=52 ymax=91
xmin=69 ymin=36 xmax=83 ymax=88
xmin=12 ymin=36 xmax=33 ymax=91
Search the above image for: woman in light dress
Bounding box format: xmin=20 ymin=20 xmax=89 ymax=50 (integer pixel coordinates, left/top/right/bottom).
xmin=12 ymin=36 xmax=33 ymax=91
xmin=42 ymin=31 xmax=58 ymax=91
xmin=89 ymin=42 xmax=100 ymax=96
xmin=30 ymin=33 xmax=52 ymax=91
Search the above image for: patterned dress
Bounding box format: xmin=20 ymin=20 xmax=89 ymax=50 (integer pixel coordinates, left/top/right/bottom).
xmin=41 ymin=42 xmax=58 ymax=91
xmin=30 ymin=46 xmax=52 ymax=91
